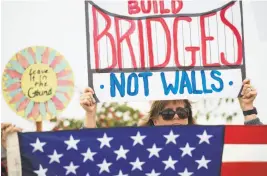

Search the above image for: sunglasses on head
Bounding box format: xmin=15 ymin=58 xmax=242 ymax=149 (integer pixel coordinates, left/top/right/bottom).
xmin=159 ymin=107 xmax=189 ymax=120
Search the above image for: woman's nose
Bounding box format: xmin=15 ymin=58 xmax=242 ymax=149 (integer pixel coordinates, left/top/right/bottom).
xmin=173 ymin=114 xmax=180 ymax=119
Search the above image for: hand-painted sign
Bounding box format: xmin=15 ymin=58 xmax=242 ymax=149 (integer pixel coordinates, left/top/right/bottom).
xmin=2 ymin=46 xmax=74 ymax=121
xmin=85 ymin=0 xmax=245 ymax=102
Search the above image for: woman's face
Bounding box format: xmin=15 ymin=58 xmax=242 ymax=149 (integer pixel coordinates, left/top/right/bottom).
xmin=152 ymin=101 xmax=189 ymax=126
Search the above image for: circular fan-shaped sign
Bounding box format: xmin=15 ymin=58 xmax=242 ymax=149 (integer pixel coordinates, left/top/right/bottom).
xmin=2 ymin=46 xmax=74 ymax=121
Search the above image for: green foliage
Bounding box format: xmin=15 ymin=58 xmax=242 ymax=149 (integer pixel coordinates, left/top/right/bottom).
xmin=52 ymin=118 xmax=84 ymax=131
xmin=193 ymin=98 xmax=239 ymax=122
xmin=96 ymin=102 xmax=145 ymax=127
xmin=52 ymin=102 xmax=145 ymax=130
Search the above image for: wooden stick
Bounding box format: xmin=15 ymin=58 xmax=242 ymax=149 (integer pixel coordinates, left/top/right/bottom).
xmin=36 ymin=121 xmax=42 ymax=132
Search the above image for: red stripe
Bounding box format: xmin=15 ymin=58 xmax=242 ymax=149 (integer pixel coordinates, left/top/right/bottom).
xmin=225 ymin=126 xmax=267 ymax=144
xmin=221 ymin=162 xmax=267 ymax=176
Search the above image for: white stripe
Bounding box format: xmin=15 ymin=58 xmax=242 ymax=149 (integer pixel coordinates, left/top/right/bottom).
xmin=222 ymin=144 xmax=267 ymax=162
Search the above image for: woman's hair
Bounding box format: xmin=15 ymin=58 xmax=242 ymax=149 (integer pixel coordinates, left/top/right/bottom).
xmin=138 ymin=100 xmax=194 ymax=126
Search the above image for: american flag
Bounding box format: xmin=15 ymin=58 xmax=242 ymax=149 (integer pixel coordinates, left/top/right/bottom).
xmin=17 ymin=126 xmax=267 ymax=176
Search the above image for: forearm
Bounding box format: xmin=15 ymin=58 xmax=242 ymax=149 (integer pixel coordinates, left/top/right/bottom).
xmin=84 ymin=112 xmax=97 ymax=128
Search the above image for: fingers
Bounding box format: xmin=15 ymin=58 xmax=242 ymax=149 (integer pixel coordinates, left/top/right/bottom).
xmin=240 ymin=79 xmax=255 ymax=97
xmin=242 ymin=79 xmax=250 ymax=85
xmin=80 ymin=97 xmax=90 ymax=107
xmin=240 ymin=84 xmax=251 ymax=96
xmin=5 ymin=125 xmax=22 ymax=134
xmin=241 ymin=83 xmax=257 ymax=99
xmin=80 ymin=88 xmax=96 ymax=110
xmin=80 ymin=93 xmax=96 ymax=104
xmin=2 ymin=125 xmax=22 ymax=142
xmin=88 ymin=93 xmax=96 ymax=103
xmin=1 ymin=123 xmax=12 ymax=130
xmin=244 ymin=85 xmax=253 ymax=95
xmin=84 ymin=87 xmax=94 ymax=94
xmin=81 ymin=98 xmax=92 ymax=107
xmin=245 ymin=89 xmax=257 ymax=99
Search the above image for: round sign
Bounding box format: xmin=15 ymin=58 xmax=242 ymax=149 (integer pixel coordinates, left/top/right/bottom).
xmin=2 ymin=46 xmax=74 ymax=121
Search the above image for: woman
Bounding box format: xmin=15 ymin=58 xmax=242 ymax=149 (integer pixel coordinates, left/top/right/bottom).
xmin=80 ymin=79 xmax=263 ymax=127
xmin=138 ymin=99 xmax=194 ymax=126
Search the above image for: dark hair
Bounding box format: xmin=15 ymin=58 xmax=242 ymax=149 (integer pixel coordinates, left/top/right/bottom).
xmin=138 ymin=100 xmax=194 ymax=126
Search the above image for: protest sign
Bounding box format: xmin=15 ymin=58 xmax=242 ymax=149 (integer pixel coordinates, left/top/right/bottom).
xmin=85 ymin=0 xmax=245 ymax=102
xmin=1 ymin=46 xmax=74 ymax=122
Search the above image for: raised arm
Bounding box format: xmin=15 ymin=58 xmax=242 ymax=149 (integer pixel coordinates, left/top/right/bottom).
xmin=238 ymin=79 xmax=263 ymax=125
xmin=80 ymin=87 xmax=97 ymax=128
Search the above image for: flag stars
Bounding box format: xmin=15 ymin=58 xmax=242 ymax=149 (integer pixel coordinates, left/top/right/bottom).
xmin=34 ymin=164 xmax=48 ymax=176
xmin=178 ymin=168 xmax=193 ymax=176
xmin=28 ymin=129 xmax=217 ymax=175
xmin=114 ymin=170 xmax=128 ymax=176
xmin=81 ymin=147 xmax=97 ymax=162
xmin=147 ymin=144 xmax=163 ymax=158
xmin=114 ymin=145 xmax=129 ymax=160
xmin=163 ymin=130 xmax=180 ymax=145
xmin=97 ymin=133 xmax=113 ymax=149
xmin=63 ymin=162 xmax=79 ymax=175
xmin=197 ymin=130 xmax=213 ymax=144
xmin=162 ymin=156 xmax=178 ymax=170
xmin=130 ymin=157 xmax=145 ymax=171
xmin=48 ymin=150 xmax=63 ymax=164
xmin=97 ymin=159 xmax=112 ymax=174
xmin=131 ymin=131 xmax=146 ymax=146
xmin=64 ymin=135 xmax=80 ymax=150
xmin=195 ymin=155 xmax=211 ymax=169
xmin=30 ymin=138 xmax=46 ymax=153
xmin=146 ymin=169 xmax=161 ymax=176
xmin=179 ymin=143 xmax=196 ymax=157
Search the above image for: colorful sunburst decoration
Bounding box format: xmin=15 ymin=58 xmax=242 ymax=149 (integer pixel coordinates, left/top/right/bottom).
xmin=2 ymin=46 xmax=74 ymax=121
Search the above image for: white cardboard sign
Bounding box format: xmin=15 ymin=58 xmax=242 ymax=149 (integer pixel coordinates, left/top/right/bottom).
xmin=85 ymin=0 xmax=245 ymax=102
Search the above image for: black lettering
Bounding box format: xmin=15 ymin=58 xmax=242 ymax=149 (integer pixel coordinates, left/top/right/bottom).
xmin=28 ymin=87 xmax=53 ymax=98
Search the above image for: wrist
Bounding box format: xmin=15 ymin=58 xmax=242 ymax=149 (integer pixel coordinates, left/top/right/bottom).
xmin=86 ymin=111 xmax=95 ymax=116
xmin=84 ymin=112 xmax=97 ymax=128
xmin=241 ymin=104 xmax=254 ymax=111
xmin=242 ymin=106 xmax=258 ymax=122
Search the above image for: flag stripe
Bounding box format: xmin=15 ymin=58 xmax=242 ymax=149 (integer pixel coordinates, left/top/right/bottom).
xmin=225 ymin=126 xmax=267 ymax=144
xmin=221 ymin=162 xmax=267 ymax=176
xmin=222 ymin=144 xmax=267 ymax=162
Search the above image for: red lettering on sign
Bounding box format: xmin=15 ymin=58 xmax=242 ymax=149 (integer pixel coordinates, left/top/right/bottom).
xmin=92 ymin=8 xmax=117 ymax=69
xmin=200 ymin=12 xmax=220 ymax=67
xmin=173 ymin=17 xmax=192 ymax=67
xmin=146 ymin=18 xmax=171 ymax=68
xmin=128 ymin=0 xmax=183 ymax=15
xmin=115 ymin=18 xmax=137 ymax=69
xmin=220 ymin=3 xmax=243 ymax=65
xmin=91 ymin=2 xmax=243 ymax=70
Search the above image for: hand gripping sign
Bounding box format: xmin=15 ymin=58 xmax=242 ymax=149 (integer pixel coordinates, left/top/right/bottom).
xmin=85 ymin=0 xmax=245 ymax=102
